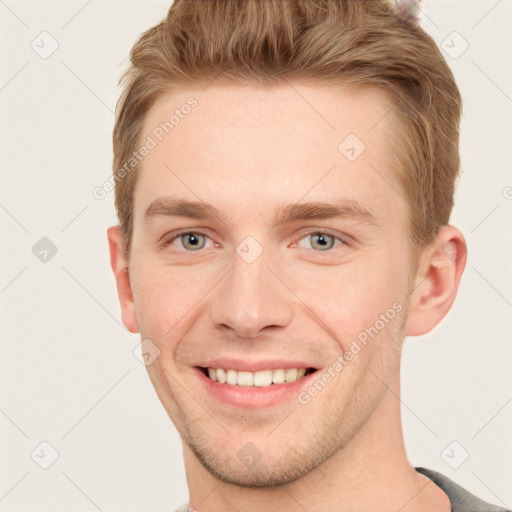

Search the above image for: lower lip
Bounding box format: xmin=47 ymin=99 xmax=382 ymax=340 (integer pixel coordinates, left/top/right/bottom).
xmin=193 ymin=367 xmax=319 ymax=408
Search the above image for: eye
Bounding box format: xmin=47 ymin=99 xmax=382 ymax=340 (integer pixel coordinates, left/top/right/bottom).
xmin=163 ymin=231 xmax=213 ymax=251
xmin=294 ymin=231 xmax=347 ymax=251
xmin=161 ymin=229 xmax=348 ymax=253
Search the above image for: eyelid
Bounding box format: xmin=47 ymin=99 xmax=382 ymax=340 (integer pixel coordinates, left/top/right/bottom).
xmin=294 ymin=228 xmax=350 ymax=247
xmin=160 ymin=228 xmax=216 ymax=248
xmin=160 ymin=227 xmax=351 ymax=252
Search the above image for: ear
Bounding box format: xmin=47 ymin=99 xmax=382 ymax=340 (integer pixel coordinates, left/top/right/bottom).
xmin=404 ymin=225 xmax=467 ymax=336
xmin=107 ymin=226 xmax=139 ymax=333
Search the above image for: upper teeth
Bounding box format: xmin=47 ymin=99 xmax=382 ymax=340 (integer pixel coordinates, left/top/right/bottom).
xmin=207 ymin=368 xmax=308 ymax=387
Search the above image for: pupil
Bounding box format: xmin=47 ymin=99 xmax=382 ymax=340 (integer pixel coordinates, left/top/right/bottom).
xmin=313 ymin=234 xmax=332 ymax=249
xmin=184 ymin=233 xmax=204 ymax=250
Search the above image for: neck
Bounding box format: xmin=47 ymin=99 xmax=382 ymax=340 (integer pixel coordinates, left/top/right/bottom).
xmin=181 ymin=371 xmax=450 ymax=512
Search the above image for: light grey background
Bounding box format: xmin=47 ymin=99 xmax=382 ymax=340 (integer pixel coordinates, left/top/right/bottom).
xmin=1 ymin=1 xmax=511 ymax=510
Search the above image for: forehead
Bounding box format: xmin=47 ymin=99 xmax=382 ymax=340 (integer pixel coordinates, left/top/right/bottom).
xmin=133 ymin=82 xmax=403 ymax=227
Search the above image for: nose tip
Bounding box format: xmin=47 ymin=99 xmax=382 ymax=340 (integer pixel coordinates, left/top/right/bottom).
xmin=209 ymin=255 xmax=294 ymax=338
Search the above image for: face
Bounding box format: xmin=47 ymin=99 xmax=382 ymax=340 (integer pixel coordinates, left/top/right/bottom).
xmin=113 ymin=82 xmax=419 ymax=486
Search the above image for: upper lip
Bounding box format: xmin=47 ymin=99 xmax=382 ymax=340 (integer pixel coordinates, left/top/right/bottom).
xmin=196 ymin=358 xmax=318 ymax=372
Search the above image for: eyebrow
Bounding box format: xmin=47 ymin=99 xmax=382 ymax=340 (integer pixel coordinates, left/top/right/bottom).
xmin=144 ymin=197 xmax=379 ymax=229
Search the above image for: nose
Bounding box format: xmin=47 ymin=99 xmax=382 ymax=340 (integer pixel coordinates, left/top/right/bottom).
xmin=209 ymin=248 xmax=295 ymax=339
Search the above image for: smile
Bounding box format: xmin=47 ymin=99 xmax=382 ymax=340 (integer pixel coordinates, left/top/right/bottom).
xmin=194 ymin=365 xmax=320 ymax=408
xmin=201 ymin=367 xmax=316 ymax=387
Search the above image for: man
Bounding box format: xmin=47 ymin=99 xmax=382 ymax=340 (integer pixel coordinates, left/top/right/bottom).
xmin=107 ymin=0 xmax=509 ymax=510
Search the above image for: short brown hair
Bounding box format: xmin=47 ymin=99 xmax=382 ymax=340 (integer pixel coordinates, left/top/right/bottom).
xmin=112 ymin=0 xmax=462 ymax=258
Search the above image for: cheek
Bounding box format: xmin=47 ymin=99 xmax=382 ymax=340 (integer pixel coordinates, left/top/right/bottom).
xmin=286 ymin=254 xmax=406 ymax=347
xmin=130 ymin=262 xmax=213 ymax=339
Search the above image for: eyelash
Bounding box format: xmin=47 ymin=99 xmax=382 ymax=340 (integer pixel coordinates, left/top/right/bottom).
xmin=161 ymin=229 xmax=349 ymax=253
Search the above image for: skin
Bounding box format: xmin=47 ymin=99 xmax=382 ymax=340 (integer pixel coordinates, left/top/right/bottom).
xmin=108 ymin=82 xmax=466 ymax=512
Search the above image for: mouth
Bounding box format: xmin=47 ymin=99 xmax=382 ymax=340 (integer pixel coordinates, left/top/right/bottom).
xmin=192 ymin=361 xmax=322 ymax=408
xmin=196 ymin=366 xmax=318 ymax=387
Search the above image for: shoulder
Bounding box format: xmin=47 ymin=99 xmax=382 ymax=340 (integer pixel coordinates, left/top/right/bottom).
xmin=416 ymin=467 xmax=510 ymax=512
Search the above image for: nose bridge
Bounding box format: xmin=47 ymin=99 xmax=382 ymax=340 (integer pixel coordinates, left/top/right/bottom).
xmin=210 ymin=245 xmax=293 ymax=338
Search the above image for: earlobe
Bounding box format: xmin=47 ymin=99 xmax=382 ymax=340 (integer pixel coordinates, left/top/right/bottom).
xmin=107 ymin=226 xmax=139 ymax=333
xmin=404 ymin=226 xmax=467 ymax=337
